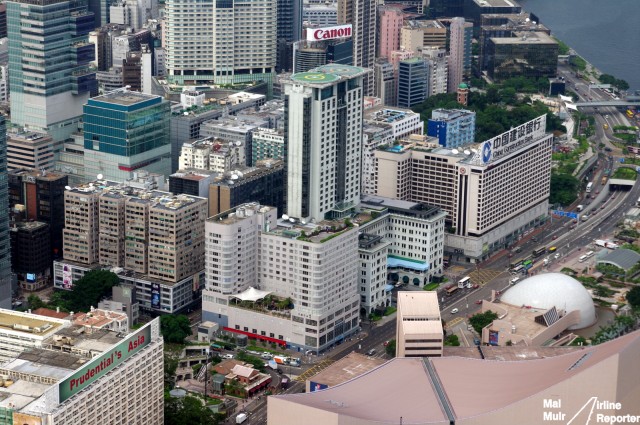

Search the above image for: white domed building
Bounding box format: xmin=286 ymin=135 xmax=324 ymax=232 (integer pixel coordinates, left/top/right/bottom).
xmin=479 ymin=273 xmax=597 ymax=346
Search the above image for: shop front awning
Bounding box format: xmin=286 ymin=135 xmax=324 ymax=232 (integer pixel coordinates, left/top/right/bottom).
xmin=387 ymin=255 xmax=429 ymax=272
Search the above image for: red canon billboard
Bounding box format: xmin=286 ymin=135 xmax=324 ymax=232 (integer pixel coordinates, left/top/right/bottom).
xmin=306 ymin=24 xmax=353 ymax=42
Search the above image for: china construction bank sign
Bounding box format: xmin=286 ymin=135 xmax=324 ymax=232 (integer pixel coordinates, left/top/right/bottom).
xmin=306 ymin=24 xmax=352 ymax=41
xmin=58 ymin=323 xmax=152 ymax=402
xmin=480 ymin=114 xmax=547 ymax=164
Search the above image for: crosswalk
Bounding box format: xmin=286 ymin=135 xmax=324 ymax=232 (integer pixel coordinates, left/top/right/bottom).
xmin=294 ymin=359 xmax=334 ymax=382
xmin=468 ymin=269 xmax=503 ymax=285
xmin=446 ymin=317 xmax=463 ymax=329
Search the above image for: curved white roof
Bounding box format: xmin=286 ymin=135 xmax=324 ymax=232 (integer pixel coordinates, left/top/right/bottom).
xmin=501 ymin=273 xmax=596 ymax=329
xmin=230 ymin=287 xmax=272 ymax=302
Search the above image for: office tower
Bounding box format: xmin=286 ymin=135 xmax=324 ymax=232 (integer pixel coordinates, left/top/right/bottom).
xmin=122 ymin=52 xmax=142 ymax=91
xmin=282 ymin=64 xmax=367 ymax=221
xmin=165 ymin=0 xmax=276 ymax=96
xmin=83 ymin=89 xmax=171 ymax=182
xmin=208 ymin=159 xmax=285 ymax=216
xmin=293 ymin=38 xmax=353 ymax=73
xmin=303 ymin=2 xmax=338 ymax=27
xmin=465 ymin=0 xmax=521 ymax=26
xmin=397 ymin=58 xmax=428 ymax=108
xmin=486 ymin=32 xmax=559 ymax=82
xmin=427 ymin=108 xmax=476 ymax=148
xmin=421 ymin=46 xmax=448 ymax=96
xmin=396 ymin=292 xmax=443 ymax=357
xmin=10 ymin=221 xmax=51 ymax=291
xmin=276 ymin=0 xmax=303 ymax=72
xmin=6 ymin=131 xmax=58 ymax=171
xmin=400 ymin=20 xmax=447 ymax=52
xmin=374 ymin=60 xmax=396 ymax=106
xmin=252 ymin=128 xmax=285 ymax=163
xmin=377 ymin=6 xmax=403 ymax=59
xmin=8 ymin=169 xmax=68 ymax=260
xmin=0 ymin=65 xmax=8 ymax=102
xmin=375 ymin=115 xmax=552 ymax=262
xmin=0 ymin=3 xmax=6 ymax=39
xmin=57 ymin=181 xmax=207 ymax=313
xmin=7 ymin=0 xmax=97 ymax=142
xmin=202 ymin=202 xmax=361 ymax=352
xmin=338 ymin=0 xmax=376 ymax=95
xmin=0 ymin=117 xmax=10 ymax=308
xmin=447 ymin=17 xmax=472 ymax=92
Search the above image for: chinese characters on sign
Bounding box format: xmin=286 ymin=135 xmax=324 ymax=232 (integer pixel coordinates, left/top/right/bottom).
xmin=481 ymin=115 xmax=546 ymax=164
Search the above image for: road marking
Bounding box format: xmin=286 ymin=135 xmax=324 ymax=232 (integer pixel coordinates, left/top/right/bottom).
xmin=446 ymin=317 xmax=463 ymax=329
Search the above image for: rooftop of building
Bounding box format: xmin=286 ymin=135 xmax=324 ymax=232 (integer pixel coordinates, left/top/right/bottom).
xmin=490 ymin=31 xmax=556 ymax=44
xmin=0 ymin=309 xmax=66 ymax=338
xmin=72 ymin=308 xmax=128 ymax=328
xmin=9 ymin=220 xmax=48 ymax=233
xmin=443 ymin=345 xmax=584 ymax=361
xmin=364 ymin=106 xmax=419 ymax=124
xmin=273 ymin=331 xmax=640 ymax=423
xmin=8 ymin=168 xmax=67 ymax=182
xmin=32 ymin=308 xmax=70 ymax=320
xmin=472 ymin=0 xmax=521 ymax=8
xmin=46 ymin=325 xmax=125 ymax=354
xmin=201 ymin=118 xmax=261 ymax=133
xmin=397 ymin=292 xmax=441 ymax=319
xmin=360 ymin=194 xmax=445 ymax=220
xmin=400 ymin=56 xmax=425 ymax=64
xmin=7 ymin=131 xmax=52 ymax=143
xmin=90 ymin=89 xmax=161 ymax=106
xmin=358 ymin=233 xmax=388 ymax=251
xmin=430 ymin=108 xmax=475 ymax=120
xmin=404 ymin=19 xmax=445 ymax=29
xmin=596 ymin=248 xmax=640 ymax=271
xmin=376 ymin=134 xmax=443 ymax=154
xmin=170 ymin=170 xmax=216 ymax=181
xmin=289 ymin=64 xmax=368 ymax=86
xmin=211 ymin=159 xmax=283 ymax=186
xmin=306 ymin=352 xmax=386 ymax=387
xmin=67 ymin=180 xmax=207 ymax=211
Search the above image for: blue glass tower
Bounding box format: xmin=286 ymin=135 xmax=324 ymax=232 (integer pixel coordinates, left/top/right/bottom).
xmin=7 ymin=0 xmax=97 ymax=141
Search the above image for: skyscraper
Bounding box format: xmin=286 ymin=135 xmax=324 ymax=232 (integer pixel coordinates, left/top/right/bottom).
xmin=282 ymin=64 xmax=367 ymax=221
xmin=447 ymin=17 xmax=471 ymax=93
xmin=165 ymin=0 xmax=276 ymax=95
xmin=338 ymin=0 xmax=376 ymax=96
xmin=276 ymin=0 xmax=303 ymax=72
xmin=0 ymin=117 xmax=11 ymax=308
xmin=397 ymin=58 xmax=428 ymax=108
xmin=7 ymin=0 xmax=97 ymax=142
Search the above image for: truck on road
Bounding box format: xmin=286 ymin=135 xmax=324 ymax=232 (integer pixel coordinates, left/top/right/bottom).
xmin=236 ymin=413 xmax=248 ymax=424
xmin=273 ymin=355 xmax=289 ymax=365
xmin=595 ymin=240 xmax=618 ymax=249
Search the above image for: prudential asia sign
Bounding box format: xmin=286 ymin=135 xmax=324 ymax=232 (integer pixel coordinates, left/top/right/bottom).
xmin=306 ymin=24 xmax=352 ymax=41
xmin=481 ymin=115 xmax=547 ymax=164
xmin=58 ymin=324 xmax=152 ymax=403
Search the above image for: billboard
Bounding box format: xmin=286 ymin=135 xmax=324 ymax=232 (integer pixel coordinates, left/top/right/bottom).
xmin=309 ymin=381 xmax=329 ymax=392
xmin=62 ymin=265 xmax=72 ymax=289
xmin=151 ymin=283 xmax=161 ymax=309
xmin=307 ymin=24 xmax=352 ymax=42
xmin=489 ymin=330 xmax=500 ymax=346
xmin=481 ymin=115 xmax=547 ymax=164
xmin=58 ymin=324 xmax=152 ymax=403
xmin=13 ymin=412 xmax=42 ymax=425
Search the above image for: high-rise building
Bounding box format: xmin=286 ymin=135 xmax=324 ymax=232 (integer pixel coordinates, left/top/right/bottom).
xmin=7 ymin=0 xmax=97 ymax=142
xmin=374 ymin=115 xmax=552 ymax=262
xmin=374 ymin=60 xmax=396 ymax=106
xmin=276 ymin=0 xmax=303 ymax=72
xmin=0 ymin=117 xmax=10 ymax=308
xmin=397 ymin=58 xmax=428 ymax=108
xmin=396 ymin=291 xmax=443 ymax=357
xmin=293 ymin=39 xmax=354 ymax=73
xmin=427 ymin=108 xmax=476 ymax=148
xmin=202 ymin=203 xmax=361 ymax=352
xmin=421 ymin=46 xmax=448 ymax=96
xmin=338 ymin=0 xmax=376 ymax=95
xmin=377 ymin=6 xmax=403 ymax=59
xmin=57 ymin=181 xmax=207 ymax=313
xmin=282 ymin=64 xmax=367 ymax=221
xmin=486 ymin=32 xmax=559 ymax=82
xmin=400 ymin=20 xmax=447 ymax=53
xmin=9 ymin=221 xmax=51 ymax=291
xmin=165 ymin=0 xmax=276 ymax=95
xmin=447 ymin=17 xmax=472 ymax=93
xmin=83 ymin=89 xmax=171 ymax=182
xmin=303 ymin=2 xmax=338 ymax=27
xmin=6 ymin=131 xmax=59 ymax=171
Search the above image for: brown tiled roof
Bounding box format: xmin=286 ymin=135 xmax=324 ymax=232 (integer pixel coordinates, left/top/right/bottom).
xmin=32 ymin=308 xmax=69 ymax=320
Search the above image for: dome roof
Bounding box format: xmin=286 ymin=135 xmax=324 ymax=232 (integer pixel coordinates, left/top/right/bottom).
xmin=458 ymin=83 xmax=469 ymax=89
xmin=501 ymin=273 xmax=596 ymax=329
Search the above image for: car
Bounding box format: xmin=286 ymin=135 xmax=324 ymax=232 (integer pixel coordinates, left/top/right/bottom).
xmin=473 ymin=338 xmax=481 ymax=346
xmin=475 ymin=300 xmax=483 ymax=305
xmin=595 ymin=190 xmax=600 ymax=195
xmin=223 ymin=353 xmax=234 ymax=359
xmin=531 ymin=237 xmax=538 ymax=242
xmin=514 ymin=247 xmax=522 ymax=253
xmin=451 ymin=308 xmax=459 ymax=314
xmin=552 ymin=235 xmax=558 ymax=240
xmin=366 ymin=349 xmax=376 ymax=356
xmin=591 ymin=195 xmax=596 ymax=199
xmin=383 ymin=341 xmax=390 ymax=347
xmin=261 ymin=352 xmax=273 ymax=360
xmin=549 ymin=246 xmax=557 ymax=252
xmin=554 ymin=253 xmax=560 ymax=259
xmin=472 ymin=284 xmax=480 ymax=289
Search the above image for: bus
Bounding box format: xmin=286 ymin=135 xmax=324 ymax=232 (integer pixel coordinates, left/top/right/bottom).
xmin=509 ymin=259 xmax=523 ymax=270
xmin=445 ymin=285 xmax=459 ymax=296
xmin=458 ymin=276 xmax=471 ymax=288
xmin=532 ymin=247 xmax=546 ymax=257
xmin=511 ymin=264 xmax=524 ymax=274
xmin=522 ymin=259 xmax=533 ymax=270
xmin=586 ymin=182 xmax=593 ymax=193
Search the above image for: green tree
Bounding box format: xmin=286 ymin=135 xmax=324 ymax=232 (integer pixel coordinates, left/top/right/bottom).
xmin=626 ymin=286 xmax=640 ymax=308
xmin=444 ymin=334 xmax=460 ymax=346
xmin=52 ymin=270 xmax=120 ymax=312
xmin=385 ymin=339 xmax=396 ymax=357
xmin=27 ymin=294 xmax=46 ymax=310
xmin=164 ymin=394 xmax=220 ymax=425
xmin=550 ymin=173 xmax=580 ymax=206
xmin=164 ymin=354 xmax=179 ymax=389
xmin=160 ymin=315 xmax=192 ymax=344
xmin=469 ymin=310 xmax=499 ymax=334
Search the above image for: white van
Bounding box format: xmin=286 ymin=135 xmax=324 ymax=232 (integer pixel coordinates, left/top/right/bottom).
xmin=236 ymin=413 xmax=248 ymax=424
xmin=511 ymin=276 xmax=520 ymax=285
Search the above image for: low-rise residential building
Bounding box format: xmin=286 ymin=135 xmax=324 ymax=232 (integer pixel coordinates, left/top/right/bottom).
xmin=427 ymin=108 xmax=476 ymax=148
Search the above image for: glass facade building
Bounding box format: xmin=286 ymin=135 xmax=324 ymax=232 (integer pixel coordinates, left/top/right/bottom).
xmin=486 ymin=32 xmax=559 ymax=82
xmin=0 ymin=117 xmax=11 ymax=308
xmin=7 ymin=0 xmax=97 ymax=141
xmin=397 ymin=58 xmax=428 ymax=108
xmin=83 ymin=90 xmax=171 ymax=181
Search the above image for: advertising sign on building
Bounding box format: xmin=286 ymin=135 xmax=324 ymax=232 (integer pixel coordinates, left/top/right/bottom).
xmin=151 ymin=283 xmax=161 ymax=309
xmin=62 ymin=265 xmax=72 ymax=289
xmin=306 ymin=24 xmax=353 ymax=42
xmin=481 ymin=115 xmax=547 ymax=164
xmin=489 ymin=330 xmax=499 ymax=346
xmin=309 ymin=381 xmax=329 ymax=392
xmin=58 ymin=323 xmax=152 ymax=403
